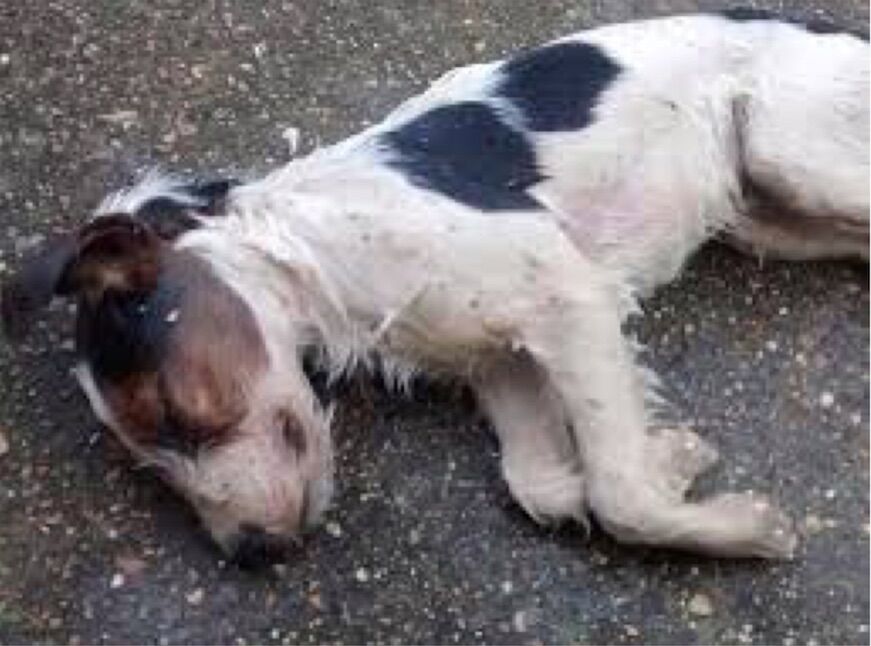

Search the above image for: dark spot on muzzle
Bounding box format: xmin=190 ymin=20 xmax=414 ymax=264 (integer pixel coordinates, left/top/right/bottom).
xmin=230 ymin=524 xmax=295 ymax=570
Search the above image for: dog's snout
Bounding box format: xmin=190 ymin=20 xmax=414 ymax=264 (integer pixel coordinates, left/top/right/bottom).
xmin=230 ymin=524 xmax=295 ymax=569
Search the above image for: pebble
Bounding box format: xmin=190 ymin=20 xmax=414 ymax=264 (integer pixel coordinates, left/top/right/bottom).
xmin=115 ymin=555 xmax=147 ymax=577
xmin=625 ymin=625 xmax=640 ymax=637
xmin=272 ymin=563 xmax=288 ymax=577
xmin=109 ymin=573 xmax=125 ymax=589
xmin=687 ymin=592 xmax=714 ymax=617
xmin=325 ymin=521 xmax=342 ymax=538
xmin=186 ymin=588 xmax=205 ymax=605
xmin=804 ymin=515 xmax=824 ymax=534
xmin=307 ymin=591 xmax=323 ymax=610
xmin=819 ymin=392 xmax=835 ymax=409
xmin=354 ymin=567 xmax=369 ymax=583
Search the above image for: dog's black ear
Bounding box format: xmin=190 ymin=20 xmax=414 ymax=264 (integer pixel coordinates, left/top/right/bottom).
xmin=1 ymin=215 xmax=161 ymax=342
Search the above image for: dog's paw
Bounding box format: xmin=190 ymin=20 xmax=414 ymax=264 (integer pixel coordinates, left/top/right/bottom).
xmin=650 ymin=427 xmax=719 ymax=500
xmin=706 ymin=492 xmax=797 ymax=559
xmin=503 ymin=464 xmax=588 ymax=529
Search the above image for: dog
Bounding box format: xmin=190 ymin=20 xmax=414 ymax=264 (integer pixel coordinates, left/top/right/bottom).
xmin=2 ymin=10 xmax=868 ymax=568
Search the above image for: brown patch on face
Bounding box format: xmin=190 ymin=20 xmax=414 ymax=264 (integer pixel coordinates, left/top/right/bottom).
xmin=86 ymin=249 xmax=269 ymax=456
xmin=158 ymin=253 xmax=268 ymax=442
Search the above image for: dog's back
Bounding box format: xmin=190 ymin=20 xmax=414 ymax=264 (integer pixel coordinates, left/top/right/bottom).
xmin=339 ymin=12 xmax=869 ymax=286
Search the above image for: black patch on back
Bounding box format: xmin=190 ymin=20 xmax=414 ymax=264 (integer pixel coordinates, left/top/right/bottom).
xmin=381 ymin=101 xmax=544 ymax=211
xmin=498 ymin=41 xmax=622 ymax=132
xmin=135 ymin=178 xmax=241 ymax=240
xmin=719 ymin=7 xmax=869 ymax=41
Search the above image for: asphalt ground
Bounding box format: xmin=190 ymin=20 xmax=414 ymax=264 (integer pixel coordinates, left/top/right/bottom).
xmin=0 ymin=1 xmax=867 ymax=643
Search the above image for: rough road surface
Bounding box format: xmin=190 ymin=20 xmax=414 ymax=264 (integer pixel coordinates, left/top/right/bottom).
xmin=0 ymin=1 xmax=868 ymax=643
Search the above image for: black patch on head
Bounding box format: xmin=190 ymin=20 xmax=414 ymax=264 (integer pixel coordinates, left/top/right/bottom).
xmin=77 ymin=274 xmax=182 ymax=380
xmin=497 ymin=41 xmax=622 ymax=132
xmin=719 ymin=8 xmax=869 ymax=41
xmin=135 ymin=178 xmax=241 ymax=240
xmin=381 ymin=101 xmax=544 ymax=211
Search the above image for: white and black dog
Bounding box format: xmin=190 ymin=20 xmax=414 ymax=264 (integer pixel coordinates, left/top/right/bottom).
xmin=2 ymin=10 xmax=868 ymax=567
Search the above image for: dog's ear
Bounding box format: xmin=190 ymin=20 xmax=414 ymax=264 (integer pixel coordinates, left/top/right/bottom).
xmin=1 ymin=215 xmax=161 ymax=341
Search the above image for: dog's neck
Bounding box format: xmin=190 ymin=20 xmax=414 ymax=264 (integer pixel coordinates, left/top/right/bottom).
xmin=174 ymin=159 xmax=423 ymax=378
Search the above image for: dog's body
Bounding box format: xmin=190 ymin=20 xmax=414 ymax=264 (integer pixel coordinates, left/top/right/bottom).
xmin=3 ymin=11 xmax=868 ymax=564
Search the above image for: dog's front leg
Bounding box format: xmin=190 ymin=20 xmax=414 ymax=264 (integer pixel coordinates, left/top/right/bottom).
xmin=473 ymin=351 xmax=586 ymax=527
xmin=520 ymin=275 xmax=797 ymax=558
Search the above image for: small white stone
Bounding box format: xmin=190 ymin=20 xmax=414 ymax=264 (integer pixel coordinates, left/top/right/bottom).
xmin=819 ymin=392 xmax=835 ymax=409
xmin=625 ymin=625 xmax=639 ymax=637
xmin=765 ymin=340 xmax=778 ymax=352
xmin=804 ymin=514 xmax=823 ymax=534
xmin=325 ymin=521 xmax=342 ymax=538
xmin=186 ymin=588 xmax=204 ymax=605
xmin=110 ymin=573 xmax=125 ymax=589
xmin=687 ymin=592 xmax=714 ymax=617
xmin=165 ymin=309 xmax=179 ymax=323
xmin=354 ymin=567 xmax=369 ymax=582
xmin=282 ymin=126 xmax=301 ymax=156
xmin=501 ymin=580 xmax=513 ymax=594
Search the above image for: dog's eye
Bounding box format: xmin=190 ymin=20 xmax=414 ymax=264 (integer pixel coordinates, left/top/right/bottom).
xmin=278 ymin=412 xmax=306 ymax=455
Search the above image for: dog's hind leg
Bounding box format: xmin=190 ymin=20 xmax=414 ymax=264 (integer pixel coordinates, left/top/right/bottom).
xmin=473 ymin=351 xmax=586 ymax=527
xmin=520 ymin=268 xmax=796 ymax=558
xmin=648 ymin=427 xmax=719 ymax=503
xmin=727 ymin=36 xmax=869 ymax=261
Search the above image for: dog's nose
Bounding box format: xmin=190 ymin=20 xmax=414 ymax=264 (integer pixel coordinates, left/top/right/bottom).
xmin=229 ymin=524 xmax=294 ymax=569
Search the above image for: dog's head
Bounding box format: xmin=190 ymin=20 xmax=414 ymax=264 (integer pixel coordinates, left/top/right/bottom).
xmin=1 ymin=179 xmax=334 ymax=567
